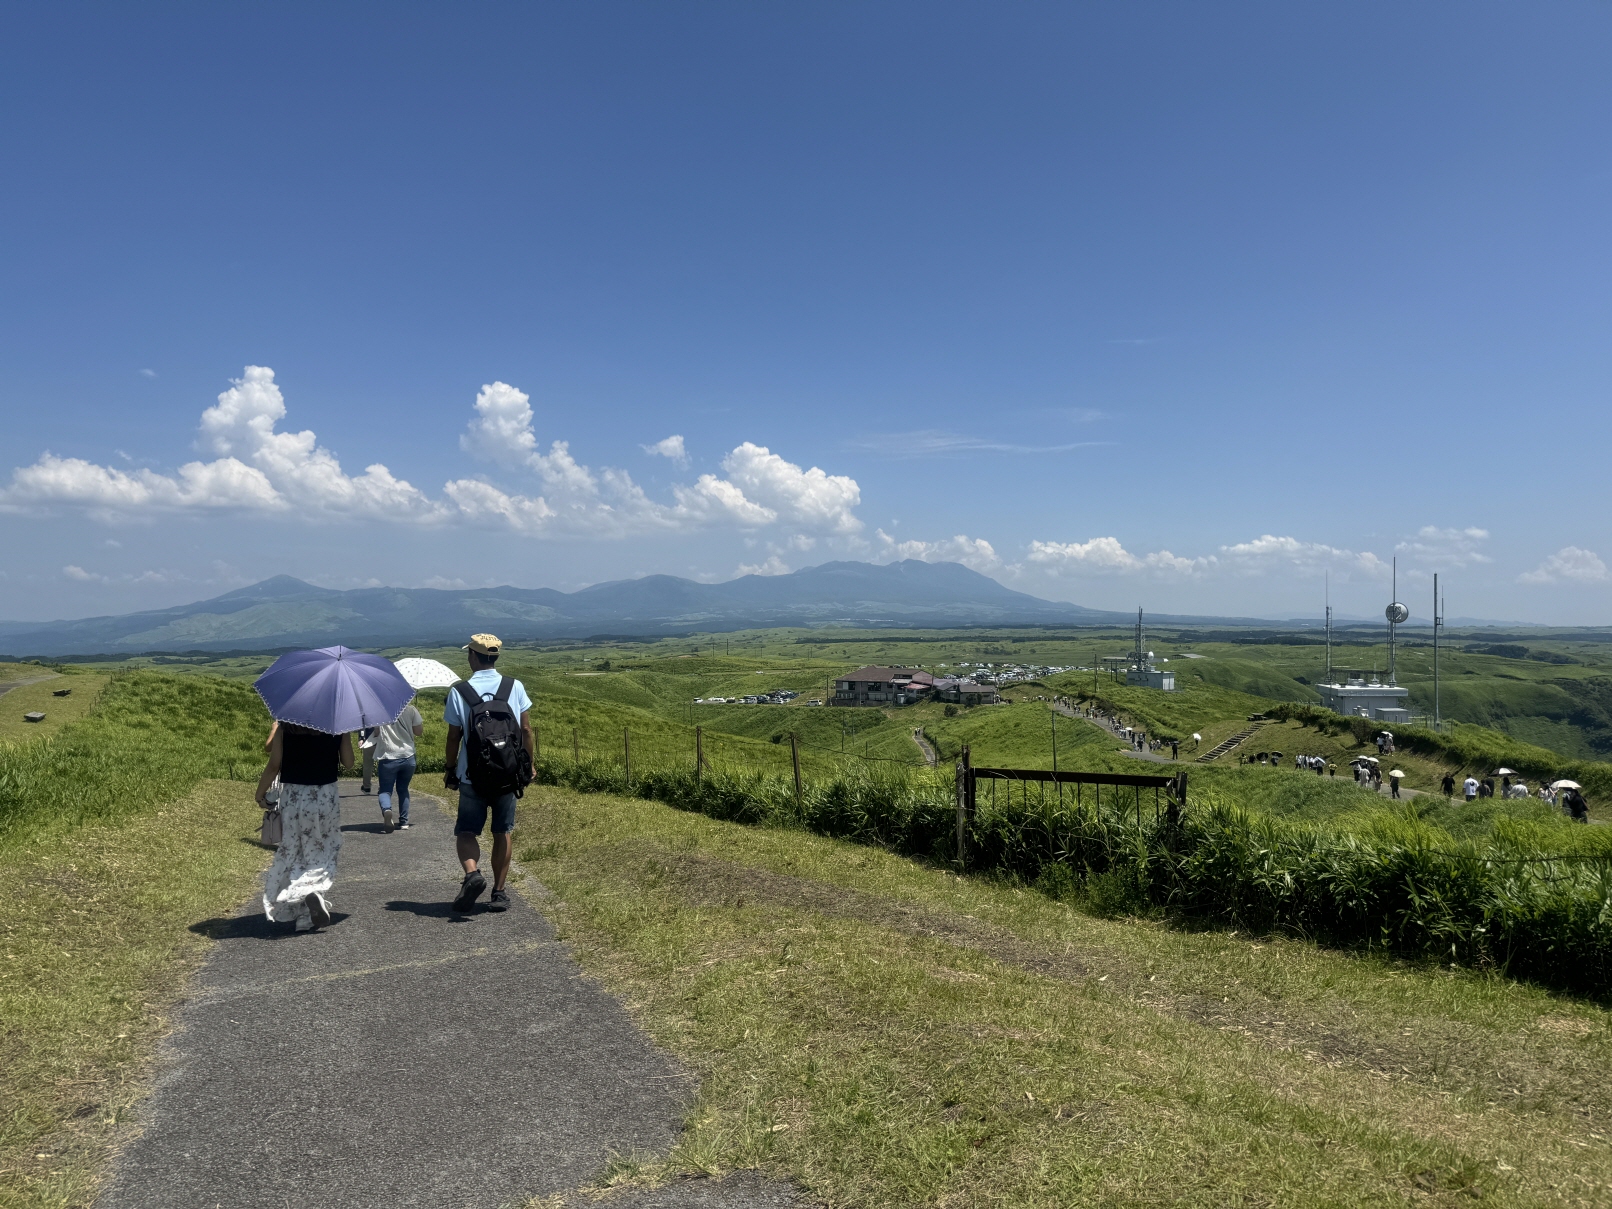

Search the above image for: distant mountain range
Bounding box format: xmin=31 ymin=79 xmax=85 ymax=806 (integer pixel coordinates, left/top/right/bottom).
xmin=0 ymin=561 xmax=1130 ymax=657
xmin=0 ymin=560 xmax=1552 ymax=658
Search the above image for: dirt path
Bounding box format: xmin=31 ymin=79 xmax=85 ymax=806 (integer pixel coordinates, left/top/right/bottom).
xmin=911 ymin=727 xmax=938 ymax=768
xmin=99 ymin=784 xmax=808 ymax=1209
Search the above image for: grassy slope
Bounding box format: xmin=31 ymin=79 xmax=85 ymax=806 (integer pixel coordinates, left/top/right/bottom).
xmin=0 ymin=672 xmax=273 ymax=850
xmin=0 ymin=777 xmax=269 ymax=1209
xmin=0 ymin=673 xmax=108 ymax=747
xmin=0 ymin=671 xmax=279 ymax=1206
xmin=518 ymin=786 xmax=1612 ymax=1208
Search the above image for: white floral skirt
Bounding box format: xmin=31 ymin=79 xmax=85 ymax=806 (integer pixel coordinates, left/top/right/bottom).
xmin=262 ymin=781 xmax=343 ymax=925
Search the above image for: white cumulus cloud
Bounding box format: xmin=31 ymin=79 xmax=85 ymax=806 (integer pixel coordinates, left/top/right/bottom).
xmin=1217 ymin=534 xmax=1387 ymax=578
xmin=717 ymin=443 xmax=862 ymax=534
xmin=643 ymin=434 xmax=690 ymax=468
xmin=1028 ymin=537 xmax=1209 ymax=575
xmin=877 ymin=529 xmax=1001 ymax=573
xmin=736 ymin=554 xmax=792 ymax=577
xmin=1519 ymin=546 xmax=1609 ymax=585
xmin=6 ymin=367 xmax=441 ymax=523
xmin=4 ymin=367 xmax=864 ymax=545
xmin=1026 ymin=533 xmax=1389 ymax=579
xmin=1395 ymin=526 xmax=1491 ymax=568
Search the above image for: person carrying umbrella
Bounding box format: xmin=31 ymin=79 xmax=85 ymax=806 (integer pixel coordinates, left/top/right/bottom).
xmin=253 ymin=646 xmax=416 ymax=932
xmin=1556 ymin=781 xmax=1589 ymax=823
xmin=1388 ymin=769 xmax=1405 ymax=799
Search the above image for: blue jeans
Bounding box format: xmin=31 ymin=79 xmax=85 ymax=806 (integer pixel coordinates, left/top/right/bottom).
xmin=376 ymin=756 xmax=416 ymax=824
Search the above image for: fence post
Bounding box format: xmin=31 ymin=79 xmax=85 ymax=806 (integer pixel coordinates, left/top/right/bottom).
xmin=963 ymin=744 xmax=975 ymax=830
xmin=790 ymin=731 xmax=802 ymax=809
xmin=955 ymin=759 xmax=966 ymax=865
xmin=572 ymin=727 xmax=579 ymax=763
xmin=624 ymin=727 xmax=631 ymax=786
xmin=696 ymin=725 xmax=703 ymax=785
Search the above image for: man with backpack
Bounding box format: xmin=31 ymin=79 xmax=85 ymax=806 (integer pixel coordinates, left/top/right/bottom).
xmin=443 ymin=633 xmax=534 ymax=913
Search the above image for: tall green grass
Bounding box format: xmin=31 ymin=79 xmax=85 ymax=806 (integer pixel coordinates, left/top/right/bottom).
xmin=0 ymin=671 xmax=270 ymax=851
xmin=530 ymin=756 xmax=1612 ymax=998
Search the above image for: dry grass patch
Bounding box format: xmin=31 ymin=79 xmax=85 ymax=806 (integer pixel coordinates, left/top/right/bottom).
xmin=0 ymin=779 xmax=269 ymax=1209
xmin=517 ymin=786 xmax=1612 ymax=1208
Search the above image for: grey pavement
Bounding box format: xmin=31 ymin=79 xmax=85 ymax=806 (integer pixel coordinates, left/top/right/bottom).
xmin=0 ymin=672 xmax=60 ymax=698
xmin=99 ymin=784 xmax=809 ymax=1209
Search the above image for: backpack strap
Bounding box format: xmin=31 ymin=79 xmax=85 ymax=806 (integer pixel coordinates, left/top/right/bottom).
xmin=452 ymin=681 xmax=483 ymax=714
xmin=494 ymin=675 xmax=514 ymax=703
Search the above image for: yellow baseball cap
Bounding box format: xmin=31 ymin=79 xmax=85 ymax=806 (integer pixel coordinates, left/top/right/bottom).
xmin=463 ymin=633 xmax=502 ymax=655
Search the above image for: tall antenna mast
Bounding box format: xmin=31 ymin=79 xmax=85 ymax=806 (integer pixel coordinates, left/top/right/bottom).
xmin=1324 ymin=571 xmax=1332 ymax=685
xmin=1433 ymin=574 xmax=1443 ymax=731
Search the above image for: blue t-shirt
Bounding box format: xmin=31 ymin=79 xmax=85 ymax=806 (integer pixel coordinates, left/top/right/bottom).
xmin=444 ymin=669 xmax=532 ymax=781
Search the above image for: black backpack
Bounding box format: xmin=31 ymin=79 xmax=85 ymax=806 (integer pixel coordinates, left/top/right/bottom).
xmin=453 ymin=676 xmax=533 ymax=798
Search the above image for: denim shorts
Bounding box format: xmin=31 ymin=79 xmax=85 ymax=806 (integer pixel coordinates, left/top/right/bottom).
xmin=455 ymin=782 xmax=517 ymax=835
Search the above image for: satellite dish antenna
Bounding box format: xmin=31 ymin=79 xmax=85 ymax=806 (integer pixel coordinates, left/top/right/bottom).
xmin=1385 ymin=603 xmax=1409 ymax=624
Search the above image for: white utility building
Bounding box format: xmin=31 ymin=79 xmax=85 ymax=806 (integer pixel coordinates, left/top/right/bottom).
xmin=1315 ymin=674 xmax=1411 ymax=723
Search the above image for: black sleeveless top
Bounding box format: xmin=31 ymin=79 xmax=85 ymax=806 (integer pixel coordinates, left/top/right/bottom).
xmin=281 ymin=726 xmax=341 ymax=786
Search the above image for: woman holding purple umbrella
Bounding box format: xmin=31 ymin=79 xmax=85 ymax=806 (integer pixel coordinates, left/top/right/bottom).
xmin=253 ymin=645 xmax=415 ymax=932
xmin=257 ymin=725 xmax=352 ymax=930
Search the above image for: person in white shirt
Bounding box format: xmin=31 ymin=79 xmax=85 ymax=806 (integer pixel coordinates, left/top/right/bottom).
xmin=372 ymin=700 xmax=424 ymax=831
xmin=1462 ymin=776 xmax=1479 ymax=802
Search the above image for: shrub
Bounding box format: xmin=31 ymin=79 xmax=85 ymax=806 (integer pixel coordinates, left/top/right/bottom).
xmin=528 ymin=750 xmax=1612 ymax=998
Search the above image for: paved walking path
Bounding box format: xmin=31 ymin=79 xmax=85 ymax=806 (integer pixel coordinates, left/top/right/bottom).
xmin=0 ymin=672 xmax=59 ymax=698
xmin=1054 ymin=702 xmax=1174 ymax=763
xmin=100 ymin=784 xmax=807 ymax=1209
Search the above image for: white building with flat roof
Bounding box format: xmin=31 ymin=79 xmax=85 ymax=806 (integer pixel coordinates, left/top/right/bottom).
xmin=1316 ymin=674 xmax=1411 ymax=723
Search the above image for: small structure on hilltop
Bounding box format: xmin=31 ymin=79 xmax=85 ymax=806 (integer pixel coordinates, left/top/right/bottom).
xmin=832 ymin=666 xmax=936 ymax=706
xmin=1315 ymin=672 xmax=1410 ymax=722
xmin=1113 ymin=608 xmax=1175 ymax=690
xmin=932 ymin=677 xmax=1001 ymax=706
xmin=1313 ymin=574 xmax=1411 ymax=722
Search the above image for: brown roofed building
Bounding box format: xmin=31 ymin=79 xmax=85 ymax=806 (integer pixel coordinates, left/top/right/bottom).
xmin=831 ymin=666 xmax=936 ymax=706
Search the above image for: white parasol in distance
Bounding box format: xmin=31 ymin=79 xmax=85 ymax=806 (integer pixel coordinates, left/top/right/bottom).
xmin=393 ymin=657 xmax=461 ymax=690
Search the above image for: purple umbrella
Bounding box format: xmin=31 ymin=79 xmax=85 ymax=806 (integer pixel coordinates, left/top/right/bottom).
xmin=254 ymin=646 xmax=415 ymax=735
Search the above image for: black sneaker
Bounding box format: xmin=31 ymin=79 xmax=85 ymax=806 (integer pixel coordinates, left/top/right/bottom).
xmin=486 ymin=889 xmax=510 ymax=912
xmin=397 ymin=822 xmax=411 ymax=830
xmin=453 ymin=870 xmax=487 ymax=912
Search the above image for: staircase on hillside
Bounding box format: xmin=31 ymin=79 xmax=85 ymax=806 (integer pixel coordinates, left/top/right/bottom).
xmin=1195 ymin=721 xmax=1267 ymax=764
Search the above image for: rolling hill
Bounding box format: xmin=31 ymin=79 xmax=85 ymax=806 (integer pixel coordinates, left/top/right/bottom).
xmin=0 ymin=560 xmax=1137 ymax=657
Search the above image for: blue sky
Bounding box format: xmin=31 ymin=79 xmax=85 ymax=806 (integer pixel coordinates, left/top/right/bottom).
xmin=3 ymin=2 xmax=1610 ymax=624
